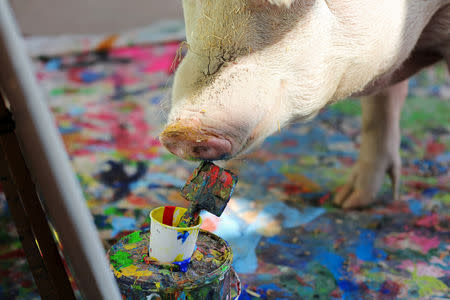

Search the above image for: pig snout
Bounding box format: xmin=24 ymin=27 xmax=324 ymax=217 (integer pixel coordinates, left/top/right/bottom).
xmin=160 ymin=120 xmax=233 ymax=160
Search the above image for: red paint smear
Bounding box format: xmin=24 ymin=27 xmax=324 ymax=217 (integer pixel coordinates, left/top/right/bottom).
xmin=318 ymin=193 xmax=330 ymax=205
xmin=21 ymin=280 xmax=34 ymax=288
xmin=295 ymin=275 xmax=310 ymax=287
xmin=127 ymin=195 xmax=148 ymax=207
xmin=330 ymin=289 xmax=342 ymax=298
xmin=383 ymin=232 xmax=440 ymax=254
xmin=207 ymin=166 xmax=220 ymax=188
xmin=220 ymin=172 xmax=234 ymax=188
xmin=84 ymin=112 xmax=118 ymax=121
xmin=0 ymin=249 xmax=25 ymax=260
xmin=68 ymin=68 xmax=83 ymax=83
xmin=379 ymin=280 xmax=401 ymax=298
xmin=144 ymin=54 xmax=175 ymax=74
xmin=163 ymin=206 xmax=176 ymax=226
xmin=110 ymin=46 xmax=155 ymax=61
xmin=282 ymin=183 xmax=308 ymax=195
xmin=426 ymin=141 xmax=445 ymax=157
xmin=282 ymin=139 xmax=298 ymax=147
xmin=339 ymin=156 xmax=354 ymax=167
xmin=415 ymin=213 xmax=439 ymax=228
xmin=410 ymin=234 xmax=440 ymax=253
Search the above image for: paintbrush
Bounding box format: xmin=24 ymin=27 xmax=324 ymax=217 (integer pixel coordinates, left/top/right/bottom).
xmin=178 ymin=161 xmax=238 ymax=228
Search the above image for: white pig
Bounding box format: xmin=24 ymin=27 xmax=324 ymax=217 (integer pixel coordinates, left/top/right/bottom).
xmin=160 ymin=0 xmax=450 ymax=208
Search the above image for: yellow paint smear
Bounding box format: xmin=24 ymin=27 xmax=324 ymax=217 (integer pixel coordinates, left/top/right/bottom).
xmin=193 ymin=251 xmax=204 ymax=261
xmin=285 ymin=173 xmax=321 ymax=192
xmin=119 ymin=265 xmax=153 ymax=277
xmin=124 ymin=243 xmax=138 ymax=250
xmin=174 ymin=254 xmax=184 ymax=262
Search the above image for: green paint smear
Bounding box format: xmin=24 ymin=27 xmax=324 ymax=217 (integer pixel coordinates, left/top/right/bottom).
xmin=386 ymin=248 xmax=438 ymax=261
xmin=50 ymin=87 xmax=96 ymax=96
xmin=110 ymin=251 xmax=133 ymax=269
xmin=131 ymin=284 xmax=142 ymax=291
xmin=159 ymin=269 xmax=171 ymax=276
xmin=401 ymin=96 xmax=450 ymax=131
xmin=329 ymin=94 xmax=450 ymax=139
xmin=403 ymin=175 xmax=439 ymax=185
xmin=285 ymin=264 xmax=336 ymax=299
xmin=433 ymin=193 xmax=450 ymax=205
xmin=126 ymin=231 xmax=142 ymax=244
xmin=104 ymin=207 xmax=121 ymax=216
xmin=329 ymin=99 xmax=361 ymax=116
xmin=407 ymin=267 xmax=448 ymax=297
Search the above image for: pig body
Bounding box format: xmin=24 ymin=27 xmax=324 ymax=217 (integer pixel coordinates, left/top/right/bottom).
xmin=161 ymin=0 xmax=450 ymax=208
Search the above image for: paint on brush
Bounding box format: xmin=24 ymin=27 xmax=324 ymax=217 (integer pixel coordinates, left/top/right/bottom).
xmin=109 ymin=229 xmax=240 ymax=299
xmin=178 ymin=161 xmax=238 ymax=227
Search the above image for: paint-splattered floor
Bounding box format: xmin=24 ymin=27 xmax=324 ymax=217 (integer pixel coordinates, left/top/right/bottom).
xmin=0 ymin=39 xmax=449 ymax=299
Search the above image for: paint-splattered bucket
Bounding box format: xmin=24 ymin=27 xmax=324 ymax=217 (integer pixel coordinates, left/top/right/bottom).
xmin=149 ymin=206 xmax=201 ymax=264
xmin=109 ymin=229 xmax=240 ymax=300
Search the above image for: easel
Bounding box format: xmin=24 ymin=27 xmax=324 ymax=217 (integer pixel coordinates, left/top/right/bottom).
xmin=0 ymin=93 xmax=76 ymax=299
xmin=0 ymin=1 xmax=122 ymax=299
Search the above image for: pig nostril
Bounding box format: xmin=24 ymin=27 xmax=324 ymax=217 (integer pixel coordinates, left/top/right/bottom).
xmin=193 ymin=146 xmax=208 ymax=154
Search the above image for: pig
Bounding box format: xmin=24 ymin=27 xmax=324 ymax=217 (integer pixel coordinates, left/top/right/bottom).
xmin=160 ymin=0 xmax=450 ymax=208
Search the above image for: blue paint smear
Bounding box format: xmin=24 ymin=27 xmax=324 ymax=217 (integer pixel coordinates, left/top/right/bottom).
xmin=111 ymin=217 xmax=137 ymax=237
xmin=326 ymin=133 xmax=352 ymax=143
xmin=176 ymin=291 xmax=186 ymax=299
xmin=85 ymin=145 xmax=114 ymax=152
xmin=45 ymin=58 xmax=61 ymax=71
xmin=68 ymin=106 xmax=86 ymax=117
xmin=177 ymin=231 xmax=189 ymax=244
xmin=80 ymin=70 xmax=105 ymax=83
xmin=173 ymin=257 xmax=191 ymax=273
xmin=256 ymin=203 xmax=326 ymax=229
xmin=314 ymin=248 xmax=359 ymax=300
xmin=129 ymin=173 xmax=185 ymax=191
xmin=423 ymin=188 xmax=440 ymax=198
xmin=436 ymin=152 xmax=450 ymax=164
xmin=213 ymin=199 xmax=327 ymax=274
xmin=59 ymin=125 xmax=82 ymax=134
xmin=243 ymin=283 xmax=292 ymax=300
xmin=355 ymin=229 xmax=386 ymax=262
xmin=314 ymin=248 xmax=346 ymax=279
xmin=408 ymin=199 xmax=423 ymax=216
xmin=265 ymin=235 xmax=303 ymax=250
xmin=150 ymin=95 xmax=164 ymax=104
xmin=238 ymin=286 xmax=254 ymax=300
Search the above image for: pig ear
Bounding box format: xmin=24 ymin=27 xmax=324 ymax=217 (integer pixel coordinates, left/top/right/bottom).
xmin=263 ymin=0 xmax=295 ymax=7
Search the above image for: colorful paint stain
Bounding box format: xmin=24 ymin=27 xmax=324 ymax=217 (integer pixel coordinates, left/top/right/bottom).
xmin=0 ymin=26 xmax=449 ymax=299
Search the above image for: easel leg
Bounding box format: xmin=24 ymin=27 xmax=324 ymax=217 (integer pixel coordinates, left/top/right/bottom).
xmin=0 ymin=94 xmax=76 ymax=300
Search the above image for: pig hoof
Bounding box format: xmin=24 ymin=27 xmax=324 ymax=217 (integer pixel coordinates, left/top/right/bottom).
xmin=333 ymin=157 xmax=400 ymax=209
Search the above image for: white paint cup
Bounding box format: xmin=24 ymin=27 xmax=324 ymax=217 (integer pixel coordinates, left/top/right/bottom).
xmin=149 ymin=206 xmax=202 ymax=264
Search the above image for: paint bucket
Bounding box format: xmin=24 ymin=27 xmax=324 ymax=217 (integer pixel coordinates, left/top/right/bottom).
xmin=149 ymin=206 xmax=202 ymax=264
xmin=109 ymin=229 xmax=241 ymax=300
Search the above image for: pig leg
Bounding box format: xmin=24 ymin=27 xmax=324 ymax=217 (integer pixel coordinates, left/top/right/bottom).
xmin=334 ymin=80 xmax=408 ymax=209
